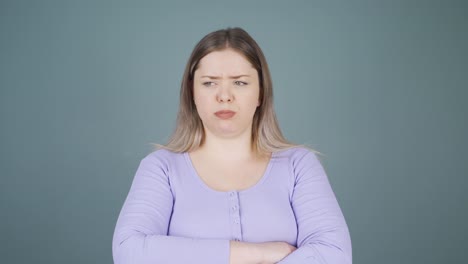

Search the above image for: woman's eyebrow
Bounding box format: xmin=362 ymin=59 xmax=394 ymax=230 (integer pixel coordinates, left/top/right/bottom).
xmin=200 ymin=74 xmax=250 ymax=79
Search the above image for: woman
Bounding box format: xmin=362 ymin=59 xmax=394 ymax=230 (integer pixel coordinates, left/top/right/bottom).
xmin=112 ymin=27 xmax=352 ymax=264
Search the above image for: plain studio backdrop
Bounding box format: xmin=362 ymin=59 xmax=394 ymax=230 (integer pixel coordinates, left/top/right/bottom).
xmin=1 ymin=1 xmax=467 ymax=263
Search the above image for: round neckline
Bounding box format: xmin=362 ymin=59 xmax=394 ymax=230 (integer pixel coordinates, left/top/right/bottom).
xmin=183 ymin=151 xmax=277 ymax=195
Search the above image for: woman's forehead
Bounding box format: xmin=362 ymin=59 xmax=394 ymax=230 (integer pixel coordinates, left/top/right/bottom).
xmin=196 ymin=50 xmax=256 ymax=76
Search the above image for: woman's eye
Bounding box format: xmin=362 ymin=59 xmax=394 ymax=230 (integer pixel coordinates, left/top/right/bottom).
xmin=202 ymin=81 xmax=215 ymax=87
xmin=235 ymin=81 xmax=248 ymax=86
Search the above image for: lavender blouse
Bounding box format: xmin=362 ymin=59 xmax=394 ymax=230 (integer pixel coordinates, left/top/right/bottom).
xmin=112 ymin=147 xmax=352 ymax=263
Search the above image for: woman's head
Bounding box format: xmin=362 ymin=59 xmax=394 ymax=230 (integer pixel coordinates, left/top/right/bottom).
xmin=155 ymin=27 xmax=306 ymax=154
xmin=185 ymin=27 xmax=271 ymax=114
xmin=192 ymin=48 xmax=261 ymax=141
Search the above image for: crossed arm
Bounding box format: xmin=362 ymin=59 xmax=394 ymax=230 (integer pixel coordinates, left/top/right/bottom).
xmin=112 ymin=151 xmax=352 ymax=263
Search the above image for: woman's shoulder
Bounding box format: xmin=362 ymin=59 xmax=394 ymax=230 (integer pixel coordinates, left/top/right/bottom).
xmin=138 ymin=148 xmax=184 ymax=168
xmin=274 ymin=146 xmax=324 ymax=171
xmin=146 ymin=148 xmax=181 ymax=158
xmin=275 ymin=146 xmax=320 ymax=160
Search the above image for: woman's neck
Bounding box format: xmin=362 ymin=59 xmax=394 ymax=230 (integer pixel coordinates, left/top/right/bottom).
xmin=196 ymin=142 xmax=254 ymax=161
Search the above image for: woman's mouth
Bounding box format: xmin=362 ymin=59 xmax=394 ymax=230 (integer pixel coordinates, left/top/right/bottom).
xmin=215 ymin=110 xmax=236 ymax=119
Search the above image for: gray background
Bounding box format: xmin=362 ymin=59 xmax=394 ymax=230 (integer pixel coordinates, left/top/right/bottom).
xmin=1 ymin=0 xmax=467 ymax=263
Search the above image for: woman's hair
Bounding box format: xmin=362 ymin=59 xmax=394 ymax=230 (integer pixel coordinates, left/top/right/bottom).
xmin=153 ymin=27 xmax=320 ymax=156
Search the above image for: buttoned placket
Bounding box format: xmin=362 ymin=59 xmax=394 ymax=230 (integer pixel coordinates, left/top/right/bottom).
xmin=229 ymin=191 xmax=242 ymax=241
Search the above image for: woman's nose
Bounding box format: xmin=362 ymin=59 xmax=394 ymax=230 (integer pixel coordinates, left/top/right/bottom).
xmin=216 ymin=84 xmax=234 ymax=102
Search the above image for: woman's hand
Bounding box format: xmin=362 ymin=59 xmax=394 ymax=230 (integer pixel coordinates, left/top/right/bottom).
xmin=256 ymin=241 xmax=296 ymax=264
xmin=229 ymin=241 xmax=296 ymax=264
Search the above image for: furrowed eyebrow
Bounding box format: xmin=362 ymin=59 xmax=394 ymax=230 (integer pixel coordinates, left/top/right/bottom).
xmin=200 ymin=75 xmax=250 ymax=79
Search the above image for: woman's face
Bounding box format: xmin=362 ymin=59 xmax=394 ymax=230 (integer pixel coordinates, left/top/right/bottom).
xmin=193 ymin=48 xmax=260 ymax=139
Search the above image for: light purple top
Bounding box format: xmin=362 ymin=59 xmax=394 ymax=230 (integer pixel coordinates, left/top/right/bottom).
xmin=112 ymin=147 xmax=352 ymax=263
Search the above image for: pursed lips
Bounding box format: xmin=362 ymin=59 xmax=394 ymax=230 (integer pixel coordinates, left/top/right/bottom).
xmin=214 ymin=110 xmax=236 ymax=119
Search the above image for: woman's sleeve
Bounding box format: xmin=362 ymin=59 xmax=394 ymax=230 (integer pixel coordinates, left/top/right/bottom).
xmin=278 ymin=150 xmax=352 ymax=264
xmin=112 ymin=153 xmax=230 ymax=264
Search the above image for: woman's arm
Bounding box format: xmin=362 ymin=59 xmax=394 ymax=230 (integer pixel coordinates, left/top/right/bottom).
xmin=277 ymin=150 xmax=352 ymax=264
xmin=112 ymin=153 xmax=232 ymax=264
xmin=113 ymin=152 xmax=294 ymax=264
xmin=230 ymin=241 xmax=296 ymax=264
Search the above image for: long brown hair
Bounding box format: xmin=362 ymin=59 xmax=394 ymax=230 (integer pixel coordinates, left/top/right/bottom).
xmin=153 ymin=27 xmax=320 ymax=156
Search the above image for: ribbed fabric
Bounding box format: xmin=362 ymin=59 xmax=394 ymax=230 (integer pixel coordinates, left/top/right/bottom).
xmin=112 ymin=147 xmax=352 ymax=263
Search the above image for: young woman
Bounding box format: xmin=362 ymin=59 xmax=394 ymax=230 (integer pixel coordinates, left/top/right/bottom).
xmin=112 ymin=27 xmax=352 ymax=264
